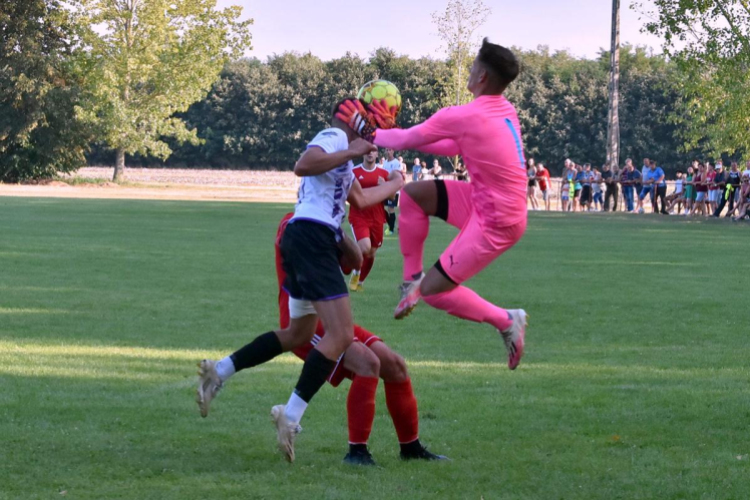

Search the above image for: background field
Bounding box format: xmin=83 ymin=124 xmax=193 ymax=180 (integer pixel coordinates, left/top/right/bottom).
xmin=1 ymin=198 xmax=749 ymax=500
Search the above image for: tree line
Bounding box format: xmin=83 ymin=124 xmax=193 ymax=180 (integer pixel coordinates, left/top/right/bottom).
xmin=98 ymin=45 xmax=693 ymax=175
xmin=2 ymin=1 xmax=709 ymax=182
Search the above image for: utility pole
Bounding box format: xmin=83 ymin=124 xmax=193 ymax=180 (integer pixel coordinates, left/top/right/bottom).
xmin=606 ymin=0 xmax=621 ymax=170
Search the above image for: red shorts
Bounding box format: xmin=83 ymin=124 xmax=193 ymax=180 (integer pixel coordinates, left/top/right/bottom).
xmin=292 ymin=325 xmax=382 ymax=387
xmin=350 ymin=218 xmax=384 ymax=249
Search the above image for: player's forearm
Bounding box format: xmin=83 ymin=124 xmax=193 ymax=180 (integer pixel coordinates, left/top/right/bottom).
xmin=349 ymin=180 xmax=402 ymax=210
xmin=294 ymin=149 xmax=359 ymax=177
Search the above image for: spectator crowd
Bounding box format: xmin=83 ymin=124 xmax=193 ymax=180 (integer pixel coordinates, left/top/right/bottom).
xmin=376 ymin=154 xmax=750 ymax=221
xmin=526 ymin=158 xmax=750 ymax=220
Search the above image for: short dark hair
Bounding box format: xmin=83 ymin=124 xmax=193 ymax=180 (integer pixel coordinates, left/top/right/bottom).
xmin=478 ymin=38 xmax=519 ymax=91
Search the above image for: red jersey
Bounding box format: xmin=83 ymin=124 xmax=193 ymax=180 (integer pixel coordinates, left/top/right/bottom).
xmin=536 ymin=167 xmax=550 ymax=190
xmin=349 ymin=164 xmax=389 ymax=224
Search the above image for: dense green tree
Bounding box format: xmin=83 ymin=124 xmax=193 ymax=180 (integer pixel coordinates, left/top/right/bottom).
xmin=0 ymin=0 xmax=92 ymax=182
xmin=71 ymin=0 xmax=252 ymax=180
xmin=638 ymin=0 xmax=750 ymax=159
xmin=90 ymin=45 xmax=694 ymax=174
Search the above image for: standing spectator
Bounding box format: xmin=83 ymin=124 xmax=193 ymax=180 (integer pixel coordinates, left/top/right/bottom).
xmin=429 ymin=159 xmax=443 ymax=179
xmin=730 ymin=171 xmax=750 ymax=220
xmin=591 ymin=167 xmax=603 ymax=211
xmin=602 ymin=163 xmax=619 ymax=212
xmin=526 ymin=160 xmax=539 ymax=210
xmin=411 ymin=158 xmax=422 ymax=182
xmin=420 ymin=161 xmax=429 ymax=180
xmin=683 ymin=164 xmax=696 ymax=214
xmin=453 ymin=160 xmax=468 ymax=181
xmin=634 ymin=158 xmax=648 ymax=213
xmin=714 ymin=161 xmax=740 ymax=217
xmin=573 ymin=164 xmax=584 ymax=211
xmin=561 ymin=163 xmax=574 ymax=211
xmin=383 ymin=148 xmax=404 ymax=235
xmin=535 ymin=162 xmax=551 ymax=211
xmin=637 ymin=160 xmax=655 ymax=213
xmin=709 ymin=162 xmax=726 ymax=216
xmin=704 ymin=161 xmax=717 ymax=214
xmin=665 ymin=170 xmax=686 ymax=214
xmin=650 ymin=160 xmax=668 ymax=214
xmin=620 ymin=162 xmax=634 ymax=212
xmin=629 ymin=162 xmax=643 ymax=213
xmin=691 ymin=162 xmax=708 ymax=216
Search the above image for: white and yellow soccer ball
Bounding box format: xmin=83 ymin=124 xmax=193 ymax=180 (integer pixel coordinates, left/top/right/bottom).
xmin=357 ymin=79 xmax=402 ymax=117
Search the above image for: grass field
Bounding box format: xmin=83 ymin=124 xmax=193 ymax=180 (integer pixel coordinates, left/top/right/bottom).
xmin=1 ymin=197 xmax=749 ymax=500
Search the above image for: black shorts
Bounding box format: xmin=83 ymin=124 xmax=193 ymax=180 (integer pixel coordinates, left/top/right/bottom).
xmin=580 ymin=185 xmax=592 ymax=203
xmin=280 ymin=220 xmax=348 ymax=302
xmin=385 ymin=193 xmax=399 ymax=208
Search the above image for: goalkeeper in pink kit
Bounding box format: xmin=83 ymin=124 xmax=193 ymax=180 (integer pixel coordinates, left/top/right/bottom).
xmin=343 ymin=39 xmax=528 ymax=369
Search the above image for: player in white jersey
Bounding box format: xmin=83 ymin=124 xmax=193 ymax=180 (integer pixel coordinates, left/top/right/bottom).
xmin=195 ymin=99 xmax=404 ymax=462
xmin=382 ymin=148 xmax=404 ymax=234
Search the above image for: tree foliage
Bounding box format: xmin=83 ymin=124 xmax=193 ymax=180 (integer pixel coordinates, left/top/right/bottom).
xmin=637 ymin=0 xmax=750 ymax=158
xmin=99 ymin=45 xmax=692 ymax=174
xmin=0 ymin=0 xmax=92 ymax=182
xmin=431 ymin=0 xmax=491 ymax=106
xmin=71 ymin=0 xmax=252 ymax=180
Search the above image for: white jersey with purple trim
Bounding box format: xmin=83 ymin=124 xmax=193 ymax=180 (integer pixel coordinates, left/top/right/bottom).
xmin=291 ymin=128 xmax=355 ymax=233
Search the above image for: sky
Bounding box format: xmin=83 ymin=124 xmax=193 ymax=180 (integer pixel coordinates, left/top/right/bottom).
xmin=218 ymin=0 xmax=664 ymax=62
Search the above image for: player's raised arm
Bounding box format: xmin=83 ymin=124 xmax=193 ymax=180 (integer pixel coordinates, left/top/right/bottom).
xmin=347 ymin=171 xmax=404 ymax=210
xmin=372 ymin=107 xmax=460 ymax=153
xmin=294 ymin=138 xmax=375 ymax=177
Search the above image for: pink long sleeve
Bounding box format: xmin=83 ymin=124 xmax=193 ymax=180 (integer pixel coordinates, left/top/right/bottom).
xmin=379 ymin=95 xmax=528 ymax=230
xmin=374 ymin=108 xmax=459 ymax=152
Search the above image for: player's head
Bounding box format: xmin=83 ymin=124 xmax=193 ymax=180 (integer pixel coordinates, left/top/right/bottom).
xmin=331 ymin=97 xmax=359 ymax=141
xmin=468 ymin=38 xmax=519 ymax=97
xmin=386 ymin=148 xmax=395 ymax=160
xmin=364 ymin=150 xmax=377 ymax=165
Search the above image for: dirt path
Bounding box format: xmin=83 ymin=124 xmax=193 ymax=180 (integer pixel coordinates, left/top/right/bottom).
xmin=0 ymin=167 xmax=299 ymax=203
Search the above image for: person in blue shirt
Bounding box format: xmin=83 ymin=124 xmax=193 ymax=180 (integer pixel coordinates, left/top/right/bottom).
xmin=574 ymin=164 xmax=584 ymax=211
xmin=638 ymin=159 xmax=657 ymax=213
xmin=411 ymin=158 xmax=422 ymax=182
xmin=579 ymin=163 xmax=594 ymax=210
xmin=635 ymin=157 xmax=649 ymax=213
xmin=650 ymin=161 xmax=668 ymax=214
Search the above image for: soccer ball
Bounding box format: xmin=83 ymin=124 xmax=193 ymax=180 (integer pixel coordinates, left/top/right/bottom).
xmin=357 ymin=80 xmax=402 ymax=116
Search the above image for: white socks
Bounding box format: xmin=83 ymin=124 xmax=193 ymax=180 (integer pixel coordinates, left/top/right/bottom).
xmin=284 ymin=392 xmax=308 ymax=425
xmin=215 ymin=356 xmax=236 ymax=382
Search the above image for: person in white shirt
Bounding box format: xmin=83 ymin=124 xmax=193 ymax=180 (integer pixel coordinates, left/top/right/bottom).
xmin=195 ymin=98 xmax=403 ymax=463
xmin=665 ymin=170 xmax=685 ymax=214
xmin=382 ymin=148 xmax=404 ymax=234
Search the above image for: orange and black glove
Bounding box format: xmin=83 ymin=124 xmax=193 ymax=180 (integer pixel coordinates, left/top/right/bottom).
xmin=367 ymin=99 xmax=399 ymax=130
xmin=335 ymin=99 xmax=377 ymax=142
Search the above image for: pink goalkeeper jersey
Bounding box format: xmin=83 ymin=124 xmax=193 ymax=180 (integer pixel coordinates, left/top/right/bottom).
xmin=374 ymin=95 xmax=527 ymax=229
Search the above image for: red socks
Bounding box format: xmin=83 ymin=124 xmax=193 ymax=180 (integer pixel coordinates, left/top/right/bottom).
xmin=347 ymin=376 xmax=378 ymax=444
xmin=385 ymin=378 xmax=419 ymax=444
xmin=359 ymin=256 xmax=375 ymax=283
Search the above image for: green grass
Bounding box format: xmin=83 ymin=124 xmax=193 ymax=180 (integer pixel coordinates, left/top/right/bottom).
xmin=1 ymin=197 xmax=749 ymax=500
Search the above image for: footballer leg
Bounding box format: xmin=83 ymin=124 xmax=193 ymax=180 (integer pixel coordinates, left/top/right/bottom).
xmin=341 ymin=341 xmax=380 ymax=466
xmin=196 ymin=314 xmax=317 ymax=418
xmin=396 ymin=180 xmax=471 ymax=319
xmin=420 ymin=215 xmax=528 ymax=370
xmin=274 ymin=297 xmax=354 ymax=462
xmin=366 ymin=341 xmax=449 ymax=461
